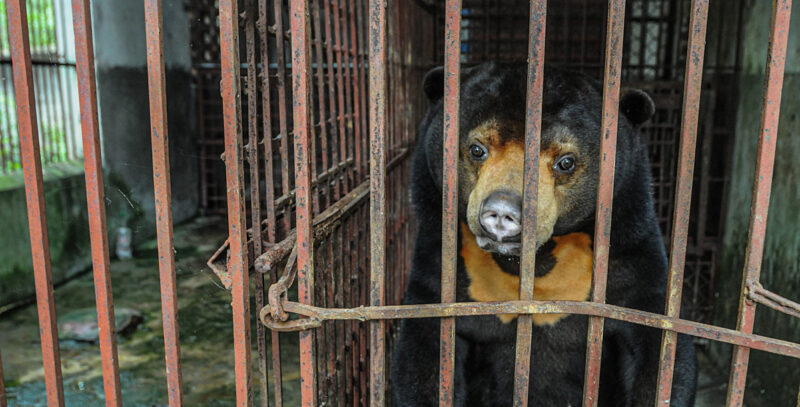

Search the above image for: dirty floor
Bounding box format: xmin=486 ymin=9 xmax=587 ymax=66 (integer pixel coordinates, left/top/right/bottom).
xmin=0 ymin=217 xmax=731 ymax=406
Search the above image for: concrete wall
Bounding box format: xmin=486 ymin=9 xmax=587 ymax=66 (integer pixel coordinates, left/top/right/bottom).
xmin=0 ymin=163 xmax=91 ymax=307
xmin=0 ymin=1 xmax=196 ymax=307
xmin=92 ymin=0 xmax=197 ymax=239
xmin=712 ymin=1 xmax=800 ymax=405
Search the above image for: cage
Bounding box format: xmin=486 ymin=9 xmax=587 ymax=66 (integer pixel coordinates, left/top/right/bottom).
xmin=2 ymin=0 xmax=799 ymax=406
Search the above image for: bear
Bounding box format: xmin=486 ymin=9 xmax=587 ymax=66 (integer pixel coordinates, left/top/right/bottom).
xmin=390 ymin=62 xmax=697 ymax=406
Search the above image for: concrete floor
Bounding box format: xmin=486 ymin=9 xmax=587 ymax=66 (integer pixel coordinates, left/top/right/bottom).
xmin=0 ymin=216 xmax=733 ymax=406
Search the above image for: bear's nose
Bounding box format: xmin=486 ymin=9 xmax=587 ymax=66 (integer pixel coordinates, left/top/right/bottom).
xmin=479 ymin=191 xmax=522 ymax=242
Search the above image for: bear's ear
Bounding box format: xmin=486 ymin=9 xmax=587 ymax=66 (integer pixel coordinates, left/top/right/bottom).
xmin=423 ymin=66 xmax=445 ymax=101
xmin=619 ymin=88 xmax=655 ymax=127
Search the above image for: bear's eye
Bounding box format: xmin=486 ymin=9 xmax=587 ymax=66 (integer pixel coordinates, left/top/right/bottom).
xmin=553 ymin=154 xmax=577 ymax=174
xmin=469 ymin=143 xmax=488 ymax=161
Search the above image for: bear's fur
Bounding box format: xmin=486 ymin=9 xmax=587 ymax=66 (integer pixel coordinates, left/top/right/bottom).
xmin=390 ymin=62 xmax=697 ymax=406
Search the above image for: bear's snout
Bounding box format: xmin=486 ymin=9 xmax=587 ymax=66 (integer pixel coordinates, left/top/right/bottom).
xmin=479 ymin=190 xmax=522 ymax=242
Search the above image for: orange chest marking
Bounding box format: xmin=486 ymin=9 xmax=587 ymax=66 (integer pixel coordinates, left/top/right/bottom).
xmin=459 ymin=223 xmax=593 ymax=325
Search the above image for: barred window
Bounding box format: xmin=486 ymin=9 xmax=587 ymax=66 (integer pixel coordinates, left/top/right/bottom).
xmin=0 ymin=0 xmax=80 ymax=174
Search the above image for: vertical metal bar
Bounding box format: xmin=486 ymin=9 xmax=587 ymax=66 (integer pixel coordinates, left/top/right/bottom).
xmin=512 ymin=1 xmax=546 ymax=406
xmin=219 ymin=0 xmax=252 ymax=405
xmin=349 ymin=0 xmax=363 ymax=184
xmin=5 ymin=0 xmax=43 ymax=404
xmin=258 ymin=3 xmax=284 ymax=405
xmin=323 ymin=0 xmax=340 ymax=201
xmin=726 ymin=1 xmax=792 ymax=405
xmin=7 ymin=0 xmax=65 ymax=403
xmin=368 ymin=1 xmax=387 ymax=405
xmin=440 ymin=1 xmax=461 ymax=406
xmin=273 ymin=0 xmax=292 ymax=235
xmin=311 ymin=0 xmax=330 ymax=210
xmin=289 ymin=1 xmax=317 ymax=405
xmin=332 ymin=0 xmax=347 ymax=194
xmin=654 ymin=1 xmax=708 ymax=404
xmin=241 ymin=0 xmax=270 ymax=405
xmin=582 ymin=1 xmax=625 ymax=406
xmin=0 ymin=347 xmax=5 ymax=407
xmin=143 ymin=1 xmax=184 ymax=405
xmin=71 ymin=2 xmax=123 ymax=404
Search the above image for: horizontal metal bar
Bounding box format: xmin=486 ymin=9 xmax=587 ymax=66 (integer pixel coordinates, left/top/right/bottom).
xmin=259 ymin=300 xmax=800 ymax=359
xmin=747 ymin=281 xmax=800 ymax=320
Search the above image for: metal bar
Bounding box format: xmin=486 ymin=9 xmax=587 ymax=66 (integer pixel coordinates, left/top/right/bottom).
xmin=289 ymin=1 xmax=317 ymax=405
xmin=143 ymin=0 xmax=184 ymax=405
xmin=368 ymin=0 xmax=387 ymax=405
xmin=654 ymin=1 xmax=708 ymax=404
xmin=512 ymin=1 xmax=546 ymax=405
xmin=219 ymin=0 xmax=252 ymax=405
xmin=311 ymin=0 xmax=330 ymax=211
xmin=323 ymin=0 xmax=341 ymax=201
xmin=582 ymin=1 xmax=625 ymax=406
xmin=259 ymin=299 xmax=800 ymax=359
xmin=349 ymin=0 xmax=363 ymax=184
xmin=258 ymin=2 xmax=284 ymax=401
xmin=71 ymin=1 xmax=123 ymax=404
xmin=273 ymin=0 xmax=292 ymax=235
xmin=439 ymin=1 xmax=461 ymax=405
xmin=332 ymin=0 xmax=347 ymax=196
xmin=0 ymin=347 xmax=5 ymax=407
xmin=726 ymin=1 xmax=793 ymax=405
xmin=241 ymin=0 xmax=270 ymax=405
xmin=6 ymin=0 xmax=66 ymax=403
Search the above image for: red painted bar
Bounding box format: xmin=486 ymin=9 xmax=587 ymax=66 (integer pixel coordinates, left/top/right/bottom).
xmin=143 ymin=1 xmax=185 ymax=404
xmin=289 ymin=1 xmax=318 ymax=405
xmin=219 ymin=0 xmax=252 ymax=405
xmin=512 ymin=1 xmax=546 ymax=406
xmin=582 ymin=1 xmax=625 ymax=406
xmin=726 ymin=1 xmax=793 ymax=405
xmin=439 ymin=1 xmax=461 ymax=405
xmin=6 ymin=1 xmax=65 ymax=405
xmin=655 ymin=1 xmax=709 ymax=404
xmin=72 ymin=1 xmax=123 ymax=404
xmin=368 ymin=1 xmax=388 ymax=405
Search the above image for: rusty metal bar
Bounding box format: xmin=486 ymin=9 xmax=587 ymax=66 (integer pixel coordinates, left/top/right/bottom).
xmin=0 ymin=347 xmax=5 ymax=407
xmin=259 ymin=300 xmax=800 ymax=360
xmin=241 ymin=0 xmax=270 ymax=404
xmin=747 ymin=282 xmax=800 ymax=320
xmin=726 ymin=1 xmax=793 ymax=405
xmin=6 ymin=1 xmax=65 ymax=404
xmin=289 ymin=1 xmax=317 ymax=405
xmin=512 ymin=1 xmax=546 ymax=405
xmin=655 ymin=0 xmax=709 ymax=404
xmin=72 ymin=0 xmax=127 ymax=404
xmin=219 ymin=0 xmax=252 ymax=405
xmin=368 ymin=0 xmax=387 ymax=405
xmin=273 ymin=0 xmax=292 ymax=235
xmin=257 ymin=0 xmax=284 ymax=401
xmin=440 ymin=1 xmax=462 ymax=405
xmin=583 ymin=1 xmax=625 ymax=406
xmin=143 ymin=0 xmax=184 ymax=405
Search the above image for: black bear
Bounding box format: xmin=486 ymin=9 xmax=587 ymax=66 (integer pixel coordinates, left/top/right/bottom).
xmin=390 ymin=62 xmax=697 ymax=406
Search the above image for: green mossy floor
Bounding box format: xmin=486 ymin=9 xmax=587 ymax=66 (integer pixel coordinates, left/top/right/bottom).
xmin=0 ymin=217 xmax=301 ymax=406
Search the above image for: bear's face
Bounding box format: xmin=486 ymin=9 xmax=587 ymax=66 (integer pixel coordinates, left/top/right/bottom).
xmin=419 ymin=62 xmax=654 ymax=257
